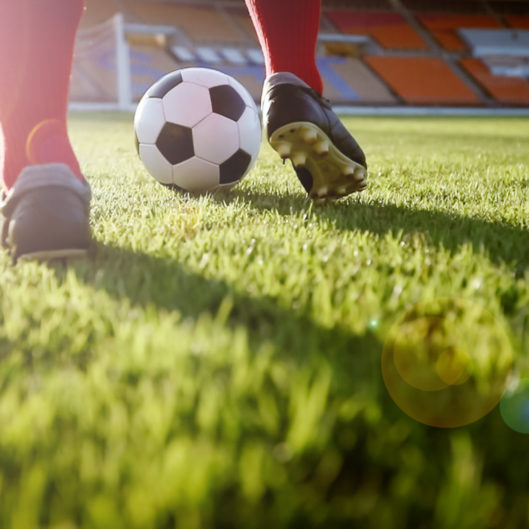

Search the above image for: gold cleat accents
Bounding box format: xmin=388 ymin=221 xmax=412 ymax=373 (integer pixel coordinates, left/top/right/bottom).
xmin=354 ymin=167 xmax=366 ymax=181
xmin=276 ymin=143 xmax=292 ymax=159
xmin=314 ymin=141 xmax=330 ymax=156
xmin=316 ymin=186 xmax=328 ymax=197
xmin=301 ymin=126 xmax=318 ymax=144
xmin=269 ymin=121 xmax=367 ymax=201
xmin=291 ymin=152 xmax=307 ymax=167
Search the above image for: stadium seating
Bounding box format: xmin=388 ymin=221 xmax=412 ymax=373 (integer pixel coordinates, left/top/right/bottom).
xmin=223 ymin=6 xmax=259 ymax=42
xmin=195 ymin=47 xmax=222 ymax=64
xmin=417 ymin=14 xmax=502 ymax=51
xmin=459 ymin=28 xmax=529 ymax=56
xmin=220 ymin=48 xmax=249 ymax=65
xmin=129 ymin=45 xmax=179 ymax=101
xmin=461 ymin=58 xmax=529 ymax=104
xmin=504 ymin=15 xmax=529 ymax=29
xmin=247 ymin=49 xmax=265 ymax=65
xmin=322 ymin=58 xmax=397 ymax=103
xmin=77 ymin=0 xmax=529 ymax=108
xmin=481 ymin=55 xmax=529 ymax=78
xmin=171 ymin=46 xmax=195 ymax=63
xmin=326 ymin=10 xmax=428 ymax=49
xmin=125 ymin=1 xmax=248 ymax=45
xmin=365 ymin=56 xmax=481 ymax=104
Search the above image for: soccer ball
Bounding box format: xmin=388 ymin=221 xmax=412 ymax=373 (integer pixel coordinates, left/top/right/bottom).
xmin=134 ymin=68 xmax=262 ymax=192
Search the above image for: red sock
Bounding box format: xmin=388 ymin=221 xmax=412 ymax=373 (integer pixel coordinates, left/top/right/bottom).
xmin=0 ymin=0 xmax=84 ymax=191
xmin=245 ymin=0 xmax=323 ymax=94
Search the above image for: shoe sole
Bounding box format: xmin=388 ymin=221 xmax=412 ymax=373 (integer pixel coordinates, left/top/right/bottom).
xmin=17 ymin=248 xmax=88 ymax=262
xmin=269 ymin=122 xmax=367 ymax=202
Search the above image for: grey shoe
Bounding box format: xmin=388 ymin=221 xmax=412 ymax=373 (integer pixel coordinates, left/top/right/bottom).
xmin=0 ymin=163 xmax=91 ymax=261
xmin=262 ymin=72 xmax=367 ymax=201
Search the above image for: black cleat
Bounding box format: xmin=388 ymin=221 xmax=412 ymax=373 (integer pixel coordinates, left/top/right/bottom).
xmin=0 ymin=163 xmax=91 ymax=261
xmin=262 ymin=72 xmax=367 ymax=202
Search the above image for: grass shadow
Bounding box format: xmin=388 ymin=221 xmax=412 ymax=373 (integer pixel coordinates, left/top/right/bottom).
xmin=57 ymin=241 xmax=383 ymax=395
xmin=218 ymin=188 xmax=529 ymax=275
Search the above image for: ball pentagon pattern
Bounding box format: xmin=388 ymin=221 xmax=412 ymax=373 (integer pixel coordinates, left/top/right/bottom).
xmin=134 ymin=67 xmax=261 ymax=193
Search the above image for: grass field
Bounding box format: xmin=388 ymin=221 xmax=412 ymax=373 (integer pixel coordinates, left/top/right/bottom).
xmin=1 ymin=114 xmax=529 ymax=529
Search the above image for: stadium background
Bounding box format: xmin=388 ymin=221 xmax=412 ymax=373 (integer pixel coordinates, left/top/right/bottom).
xmin=72 ymin=0 xmax=529 ymax=110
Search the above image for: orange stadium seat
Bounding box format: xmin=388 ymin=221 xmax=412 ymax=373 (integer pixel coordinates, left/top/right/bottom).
xmin=125 ymin=1 xmax=248 ymax=45
xmin=326 ymin=10 xmax=428 ymax=50
xmin=417 ymin=14 xmax=502 ymax=51
xmin=461 ymin=58 xmax=529 ymax=105
xmin=365 ymin=56 xmax=481 ymax=104
xmin=504 ymin=15 xmax=529 ymax=29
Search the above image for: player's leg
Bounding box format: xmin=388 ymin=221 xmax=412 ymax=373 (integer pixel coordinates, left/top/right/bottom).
xmin=245 ymin=0 xmax=367 ymax=201
xmin=0 ymin=0 xmax=91 ymax=260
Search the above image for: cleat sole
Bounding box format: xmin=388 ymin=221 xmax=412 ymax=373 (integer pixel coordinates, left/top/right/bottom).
xmin=269 ymin=121 xmax=367 ymax=201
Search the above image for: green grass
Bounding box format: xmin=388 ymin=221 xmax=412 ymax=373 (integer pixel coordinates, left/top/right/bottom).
xmin=1 ymin=114 xmax=529 ymax=529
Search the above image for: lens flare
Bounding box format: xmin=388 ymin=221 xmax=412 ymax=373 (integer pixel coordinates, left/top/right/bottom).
xmin=26 ymin=119 xmax=64 ymax=164
xmin=500 ymin=378 xmax=529 ymax=434
xmin=382 ymin=298 xmax=513 ymax=428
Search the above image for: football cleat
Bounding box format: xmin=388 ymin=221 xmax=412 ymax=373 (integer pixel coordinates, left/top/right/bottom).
xmin=262 ymin=72 xmax=367 ymax=201
xmin=0 ymin=163 xmax=91 ymax=261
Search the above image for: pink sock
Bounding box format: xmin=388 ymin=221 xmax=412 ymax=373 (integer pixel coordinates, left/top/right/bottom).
xmin=0 ymin=0 xmax=84 ymax=191
xmin=245 ymin=0 xmax=323 ymax=94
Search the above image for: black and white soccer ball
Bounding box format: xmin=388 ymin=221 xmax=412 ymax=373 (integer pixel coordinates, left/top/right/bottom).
xmin=134 ymin=68 xmax=262 ymax=192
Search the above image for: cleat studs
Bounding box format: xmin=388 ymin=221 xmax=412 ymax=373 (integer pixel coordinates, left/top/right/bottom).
xmin=354 ymin=168 xmax=365 ymax=181
xmin=317 ymin=186 xmax=328 ymax=197
xmin=314 ymin=141 xmax=329 ymax=156
xmin=344 ymin=166 xmax=366 ymax=181
xmin=301 ymin=128 xmax=318 ymax=144
xmin=276 ymin=143 xmax=291 ymax=158
xmin=338 ymin=186 xmax=348 ymax=195
xmin=292 ymin=152 xmax=307 ymax=167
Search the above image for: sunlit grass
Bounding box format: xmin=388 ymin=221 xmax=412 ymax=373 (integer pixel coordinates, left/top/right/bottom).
xmin=0 ymin=114 xmax=528 ymax=529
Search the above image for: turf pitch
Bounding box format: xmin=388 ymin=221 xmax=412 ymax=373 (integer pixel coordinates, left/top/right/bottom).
xmin=0 ymin=114 xmax=528 ymax=529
